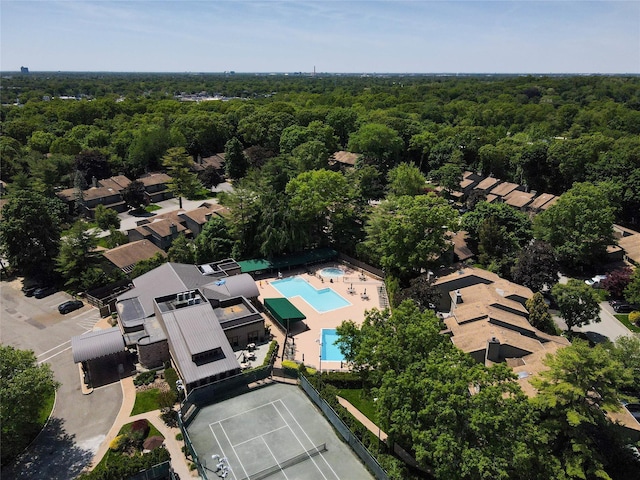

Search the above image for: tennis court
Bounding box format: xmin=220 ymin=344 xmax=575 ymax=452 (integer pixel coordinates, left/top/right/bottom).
xmin=186 ymin=383 xmax=373 ymax=480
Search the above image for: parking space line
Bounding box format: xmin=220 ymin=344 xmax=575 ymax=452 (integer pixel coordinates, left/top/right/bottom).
xmin=37 ymin=340 xmax=71 ymax=358
xmin=38 ymin=346 xmax=72 ymax=364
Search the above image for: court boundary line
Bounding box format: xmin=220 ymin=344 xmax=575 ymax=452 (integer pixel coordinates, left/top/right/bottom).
xmin=272 ymin=399 xmax=332 ymax=480
xmin=210 ymin=399 xmax=334 ymax=480
xmin=278 ymin=399 xmax=341 ymax=480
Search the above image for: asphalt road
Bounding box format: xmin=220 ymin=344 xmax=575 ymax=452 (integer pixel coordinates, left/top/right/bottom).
xmin=553 ymin=300 xmax=636 ymax=344
xmin=1 ymin=278 xmax=122 ymax=479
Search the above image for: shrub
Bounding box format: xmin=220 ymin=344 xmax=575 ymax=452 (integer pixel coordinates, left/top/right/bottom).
xmin=175 ymin=433 xmax=183 ymax=441
xmin=629 ymin=310 xmax=640 ymax=326
xmin=163 ymin=367 xmax=179 ymax=392
xmin=131 ymin=419 xmax=150 ymax=438
xmin=158 ymin=388 xmax=177 ymax=411
xmin=263 ymin=340 xmax=278 ymax=366
xmin=189 ymin=462 xmax=197 ymax=471
xmin=109 ymin=434 xmax=126 ymax=452
xmin=133 ymin=371 xmax=156 ymax=386
xmin=161 ymin=409 xmax=178 ymax=427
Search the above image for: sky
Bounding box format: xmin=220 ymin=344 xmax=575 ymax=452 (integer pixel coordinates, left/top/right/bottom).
xmin=1 ymin=0 xmax=639 ymax=74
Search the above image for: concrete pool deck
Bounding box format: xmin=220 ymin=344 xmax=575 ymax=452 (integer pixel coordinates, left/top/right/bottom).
xmin=257 ymin=263 xmax=385 ymax=372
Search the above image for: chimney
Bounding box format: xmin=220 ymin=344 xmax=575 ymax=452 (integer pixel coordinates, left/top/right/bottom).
xmin=486 ymin=337 xmax=500 ymax=362
xmin=197 ymin=154 xmax=202 ymax=165
xmin=205 ymin=213 xmax=212 ymax=222
xmin=92 ymin=176 xmax=97 ymax=188
xmin=170 ymin=223 xmax=177 ymax=235
xmin=455 ymin=289 xmax=463 ymax=304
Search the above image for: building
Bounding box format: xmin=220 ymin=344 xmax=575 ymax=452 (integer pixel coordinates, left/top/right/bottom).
xmin=138 ymin=172 xmax=173 ymax=203
xmin=103 ymin=240 xmax=167 ymax=274
xmin=56 ymin=175 xmax=132 ymax=217
xmin=112 ymin=260 xmax=265 ymax=392
xmin=435 ymin=267 xmax=570 ymax=395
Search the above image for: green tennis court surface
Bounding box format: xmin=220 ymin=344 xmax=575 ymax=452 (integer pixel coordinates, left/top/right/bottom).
xmin=185 ymin=383 xmax=374 ymax=480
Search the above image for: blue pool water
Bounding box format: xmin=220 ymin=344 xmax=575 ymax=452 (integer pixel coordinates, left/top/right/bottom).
xmin=271 ymin=277 xmax=350 ymax=313
xmin=322 ymin=328 xmax=345 ymax=362
xmin=319 ymin=267 xmax=345 ymax=278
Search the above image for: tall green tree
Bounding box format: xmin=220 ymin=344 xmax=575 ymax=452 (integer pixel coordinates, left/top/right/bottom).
xmin=360 ymin=194 xmax=458 ymax=278
xmin=551 ymin=279 xmax=601 ymax=334
xmin=386 ymin=163 xmax=426 ymax=197
xmin=624 ymin=268 xmax=640 ymax=304
xmin=531 ymin=341 xmax=633 ymax=480
xmin=94 ymin=204 xmax=120 ymax=231
xmin=526 ymin=292 xmax=557 ymax=334
xmin=131 ymin=252 xmax=168 ymax=278
xmin=534 ymin=182 xmax=615 ymax=269
xmin=56 ymin=221 xmax=103 ymax=291
xmin=1 ymin=346 xmax=59 ymax=466
xmin=512 ymin=240 xmax=559 ymax=293
xmin=167 ymin=233 xmax=195 ymax=264
xmin=121 ymin=179 xmax=146 ymax=212
xmin=194 ymin=216 xmax=235 ymax=264
xmin=224 ymin=137 xmax=248 ymax=180
xmin=347 ymin=123 xmax=403 ymax=171
xmin=162 ymin=147 xmax=201 ymax=208
xmin=0 ymin=190 xmax=65 ymax=277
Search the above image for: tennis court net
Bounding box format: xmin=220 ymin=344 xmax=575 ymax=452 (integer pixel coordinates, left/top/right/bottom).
xmin=240 ymin=443 xmax=327 ymax=480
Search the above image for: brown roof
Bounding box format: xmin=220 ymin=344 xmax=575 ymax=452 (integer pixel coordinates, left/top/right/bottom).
xmin=179 ymin=203 xmax=229 ymax=225
xmin=503 ymin=190 xmax=536 ymax=209
xmin=332 ymin=151 xmax=360 ymax=166
xmin=528 ymin=193 xmax=557 ymax=211
xmin=485 ymin=194 xmax=499 ymax=203
xmin=142 ymin=218 xmax=187 ymax=238
xmin=490 ymin=182 xmax=520 ymax=197
xmin=103 ymin=240 xmax=167 ymax=273
xmin=99 ymin=175 xmax=131 ymax=191
xmin=538 ymin=196 xmax=559 ymax=210
xmin=199 ymin=153 xmax=225 ymax=170
xmin=619 ymin=234 xmax=640 ymax=264
xmin=451 ymin=231 xmax=474 ymax=261
xmin=475 ymin=177 xmax=500 ymax=191
xmin=138 ymin=172 xmax=172 ymax=187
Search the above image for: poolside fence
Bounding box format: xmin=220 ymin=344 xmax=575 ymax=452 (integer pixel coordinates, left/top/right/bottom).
xmin=126 ymin=460 xmax=177 ymax=480
xmin=299 ymin=374 xmax=390 ymax=480
xmin=337 ymin=253 xmax=384 ymax=279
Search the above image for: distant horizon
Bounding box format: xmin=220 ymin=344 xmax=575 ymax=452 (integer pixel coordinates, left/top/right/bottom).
xmin=2 ymin=1 xmax=638 ymax=75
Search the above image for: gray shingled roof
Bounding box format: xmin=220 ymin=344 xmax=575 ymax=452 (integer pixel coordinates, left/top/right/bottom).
xmin=71 ymin=328 xmax=125 ymax=363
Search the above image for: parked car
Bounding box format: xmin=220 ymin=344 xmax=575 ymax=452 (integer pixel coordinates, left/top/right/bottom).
xmin=613 ymin=303 xmax=639 ymax=314
xmin=22 ymin=283 xmax=42 ymax=297
xmin=33 ymin=286 xmax=56 ymax=299
xmin=585 ymin=275 xmax=607 ymax=288
xmin=58 ymin=300 xmax=83 ymax=314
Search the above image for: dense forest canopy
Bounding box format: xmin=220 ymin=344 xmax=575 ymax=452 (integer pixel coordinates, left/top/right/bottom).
xmin=1 ymin=73 xmax=639 ymax=272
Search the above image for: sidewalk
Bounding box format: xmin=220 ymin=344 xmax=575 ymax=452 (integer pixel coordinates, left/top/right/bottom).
xmin=89 ymin=376 xmax=195 ymax=479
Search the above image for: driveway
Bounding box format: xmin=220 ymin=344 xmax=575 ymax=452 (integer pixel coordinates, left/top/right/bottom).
xmin=553 ymin=300 xmax=635 ymax=344
xmin=1 ymin=279 xmax=122 ymax=479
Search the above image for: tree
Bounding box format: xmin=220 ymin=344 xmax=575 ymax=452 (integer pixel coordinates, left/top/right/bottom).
xmin=224 ymin=137 xmax=248 ymax=180
xmin=386 ymin=163 xmax=426 ymax=197
xmin=461 ymin=201 xmax=532 ymax=249
xmin=75 ymin=150 xmax=111 ymax=184
xmin=131 ymin=252 xmax=168 ymax=278
xmin=56 ymin=221 xmax=103 ymax=291
xmin=430 ymin=162 xmax=463 ymax=195
xmin=326 ymin=107 xmax=359 ymax=148
xmin=531 ymin=341 xmax=633 ymax=480
xmin=291 ymin=140 xmax=330 ymax=173
xmin=606 ymin=336 xmax=640 ymax=393
xmin=525 ymin=292 xmax=557 ymax=334
xmin=94 ymin=204 xmax=120 ymax=231
xmin=534 ymin=182 xmax=615 ymax=269
xmin=162 ymin=147 xmax=201 ymax=208
xmin=600 ymin=266 xmax=633 ymax=299
xmin=194 ymin=216 xmax=234 ymax=264
xmin=511 ymin=240 xmax=559 ymax=293
xmin=551 ymin=279 xmax=601 ymax=334
xmin=0 ymin=190 xmax=65 ymax=277
xmin=1 ymin=345 xmax=59 ymax=466
xmin=167 ymin=233 xmax=195 ymax=264
xmin=347 ymin=123 xmax=403 ymax=171
xmin=393 ymin=273 xmax=441 ymax=311
xmin=360 ymin=194 xmax=458 ymax=278
xmin=624 ymin=268 xmax=640 ymax=304
xmin=121 ymin=179 xmax=146 ymax=211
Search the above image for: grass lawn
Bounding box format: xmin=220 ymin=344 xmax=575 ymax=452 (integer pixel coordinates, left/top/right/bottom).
xmin=131 ymin=388 xmax=161 ymax=415
xmin=615 ymin=314 xmax=640 ymax=333
xmin=145 ymin=204 xmax=161 ymax=213
xmin=337 ymin=388 xmax=378 ymax=424
xmin=38 ymin=388 xmax=56 ymax=426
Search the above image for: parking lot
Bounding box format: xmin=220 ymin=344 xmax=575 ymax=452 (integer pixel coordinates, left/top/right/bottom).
xmin=1 ymin=278 xmax=123 ymax=479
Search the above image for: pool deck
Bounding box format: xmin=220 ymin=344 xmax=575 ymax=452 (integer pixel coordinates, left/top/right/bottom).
xmin=257 ymin=263 xmax=385 ymax=372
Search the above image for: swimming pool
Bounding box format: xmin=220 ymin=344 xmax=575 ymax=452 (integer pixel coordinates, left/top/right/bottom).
xmin=321 ymin=328 xmax=345 ymax=362
xmin=319 ymin=267 xmax=346 ymax=278
xmin=271 ymin=277 xmax=351 ymax=313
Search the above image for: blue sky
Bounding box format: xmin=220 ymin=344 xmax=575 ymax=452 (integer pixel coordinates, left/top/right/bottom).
xmin=1 ymin=1 xmax=638 ymax=73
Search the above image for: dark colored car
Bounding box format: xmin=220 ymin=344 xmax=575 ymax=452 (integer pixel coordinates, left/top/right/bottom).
xmin=613 ymin=303 xmax=639 ymax=313
xmin=58 ymin=300 xmax=83 ymax=314
xmin=22 ymin=284 xmax=42 ymax=297
xmin=33 ymin=286 xmax=56 ymax=299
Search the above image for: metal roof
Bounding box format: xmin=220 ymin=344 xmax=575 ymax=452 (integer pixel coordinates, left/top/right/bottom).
xmin=264 ymin=298 xmax=306 ymax=328
xmin=202 ymin=274 xmax=259 ymax=300
xmin=71 ymin=328 xmax=125 ymax=363
xmin=160 ymin=302 xmax=240 ymax=384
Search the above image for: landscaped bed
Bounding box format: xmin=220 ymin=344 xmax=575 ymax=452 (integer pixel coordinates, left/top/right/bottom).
xmin=615 ymin=314 xmax=640 ymax=333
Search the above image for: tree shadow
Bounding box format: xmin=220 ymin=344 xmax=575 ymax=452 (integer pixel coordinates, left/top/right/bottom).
xmin=3 ymin=417 xmax=94 ymax=479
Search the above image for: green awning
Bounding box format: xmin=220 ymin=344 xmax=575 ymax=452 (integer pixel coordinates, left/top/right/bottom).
xmin=238 ymin=258 xmax=273 ymax=273
xmin=264 ymin=298 xmax=306 ymax=328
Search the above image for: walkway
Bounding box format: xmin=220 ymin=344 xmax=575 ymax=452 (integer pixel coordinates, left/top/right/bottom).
xmin=88 ymin=376 xmax=194 ymax=479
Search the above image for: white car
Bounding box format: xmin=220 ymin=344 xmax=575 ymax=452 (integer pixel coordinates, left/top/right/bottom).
xmin=585 ymin=275 xmax=607 ymax=288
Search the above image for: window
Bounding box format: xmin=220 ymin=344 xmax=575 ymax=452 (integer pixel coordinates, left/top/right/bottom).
xmin=248 ymin=331 xmax=259 ymax=343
